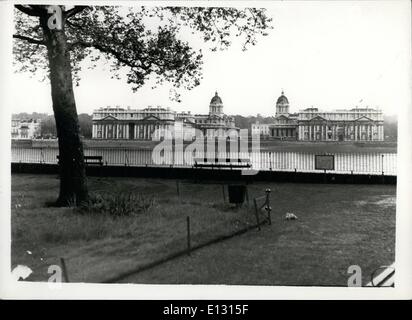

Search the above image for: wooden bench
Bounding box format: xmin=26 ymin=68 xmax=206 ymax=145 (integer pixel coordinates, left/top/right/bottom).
xmin=56 ymin=155 xmax=103 ymax=166
xmin=194 ymin=157 xmax=252 ymax=169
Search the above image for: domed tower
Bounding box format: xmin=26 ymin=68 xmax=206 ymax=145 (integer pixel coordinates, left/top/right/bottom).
xmin=276 ymin=90 xmax=290 ymax=116
xmin=209 ymin=91 xmax=224 ymax=116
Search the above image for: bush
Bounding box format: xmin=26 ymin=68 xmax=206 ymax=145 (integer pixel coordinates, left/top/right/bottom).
xmin=79 ymin=192 xmax=155 ymax=217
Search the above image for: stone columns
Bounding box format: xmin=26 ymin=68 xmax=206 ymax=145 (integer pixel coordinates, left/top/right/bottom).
xmin=334 ymin=125 xmax=338 ymax=141
xmin=355 ymin=125 xmax=358 ymax=141
xmin=320 ymin=125 xmax=323 ymax=141
xmin=367 ymin=124 xmax=370 ymax=141
xmin=342 ymin=125 xmax=345 ymax=141
xmin=359 ymin=124 xmax=365 ymax=140
xmin=359 ymin=125 xmax=362 ymax=140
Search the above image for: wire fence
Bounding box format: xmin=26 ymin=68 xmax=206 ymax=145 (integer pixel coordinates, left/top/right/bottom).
xmin=11 ymin=147 xmax=397 ymax=176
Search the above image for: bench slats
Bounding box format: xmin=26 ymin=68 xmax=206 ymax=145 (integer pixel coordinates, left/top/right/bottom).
xmin=194 ymin=157 xmax=252 ymax=169
xmin=56 ymin=155 xmax=103 ymax=166
xmin=195 ymin=163 xmax=251 ymax=168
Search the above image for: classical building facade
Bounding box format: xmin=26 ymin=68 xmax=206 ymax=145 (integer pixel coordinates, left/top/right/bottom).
xmin=271 ymin=92 xmax=298 ymax=139
xmin=92 ymin=106 xmax=195 ymax=141
xmin=298 ymin=107 xmax=384 ymax=141
xmin=92 ymin=92 xmax=237 ymax=140
xmin=251 ymin=122 xmax=270 ymax=137
xmin=251 ymin=91 xmax=298 ymax=140
xmin=194 ymin=92 xmax=238 ymax=138
xmin=11 ymin=119 xmax=41 ymax=139
xmin=252 ymin=91 xmax=384 ymax=141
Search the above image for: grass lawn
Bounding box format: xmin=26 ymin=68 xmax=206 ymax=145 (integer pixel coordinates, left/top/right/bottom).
xmin=11 ymin=174 xmax=395 ymax=286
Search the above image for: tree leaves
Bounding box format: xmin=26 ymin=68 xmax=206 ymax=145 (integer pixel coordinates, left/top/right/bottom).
xmin=14 ymin=5 xmax=272 ymax=98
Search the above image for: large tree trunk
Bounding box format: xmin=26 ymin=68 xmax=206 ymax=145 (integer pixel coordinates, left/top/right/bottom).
xmin=40 ymin=12 xmax=88 ymax=206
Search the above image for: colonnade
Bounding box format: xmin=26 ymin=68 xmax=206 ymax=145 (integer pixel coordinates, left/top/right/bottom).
xmin=92 ymin=122 xmax=174 ymax=140
xmin=298 ymin=123 xmax=384 ymax=141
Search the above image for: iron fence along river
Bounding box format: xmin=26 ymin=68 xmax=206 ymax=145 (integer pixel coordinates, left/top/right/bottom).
xmin=11 ymin=147 xmax=397 ymax=176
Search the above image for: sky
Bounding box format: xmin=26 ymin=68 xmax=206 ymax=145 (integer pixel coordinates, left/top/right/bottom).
xmin=11 ymin=1 xmax=411 ymax=117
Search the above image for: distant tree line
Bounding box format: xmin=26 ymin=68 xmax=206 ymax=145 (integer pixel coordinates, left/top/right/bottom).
xmin=12 ymin=112 xmax=93 ymax=138
xmin=233 ymin=114 xmax=276 ymax=129
xmin=383 ymin=115 xmax=397 ymax=141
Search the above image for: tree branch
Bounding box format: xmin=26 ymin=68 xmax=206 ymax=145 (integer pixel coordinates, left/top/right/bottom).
xmin=66 ymin=19 xmax=84 ymax=30
xmin=15 ymin=5 xmax=41 ymax=17
xmin=65 ymin=6 xmax=89 ymax=19
xmin=69 ymin=41 xmax=137 ymax=66
xmin=13 ymin=34 xmax=46 ymax=45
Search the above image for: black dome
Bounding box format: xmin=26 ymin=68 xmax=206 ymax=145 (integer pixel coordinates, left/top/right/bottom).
xmin=276 ymin=91 xmax=289 ymax=105
xmin=210 ymin=91 xmax=223 ymax=104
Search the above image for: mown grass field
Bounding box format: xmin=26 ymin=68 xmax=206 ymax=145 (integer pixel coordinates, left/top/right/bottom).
xmin=11 ymin=174 xmax=395 ymax=285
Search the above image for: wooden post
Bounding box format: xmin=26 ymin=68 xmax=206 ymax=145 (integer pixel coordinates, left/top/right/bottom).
xmin=176 ymin=180 xmax=181 ymax=203
xmin=269 ymin=153 xmax=272 ymax=171
xmin=60 ymin=257 xmax=69 ymax=283
xmin=253 ymin=199 xmax=261 ymax=231
xmin=186 ymin=216 xmax=191 ymax=256
xmin=265 ymin=188 xmax=272 ymax=225
xmin=245 ymin=185 xmax=250 ymax=209
xmin=222 ymin=184 xmax=226 ymax=203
